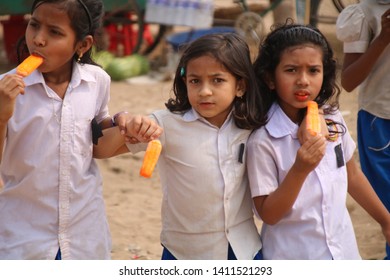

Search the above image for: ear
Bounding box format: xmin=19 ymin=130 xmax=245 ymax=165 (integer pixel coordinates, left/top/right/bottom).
xmin=76 ymin=35 xmax=94 ymax=57
xmin=236 ymin=79 xmax=246 ymax=98
xmin=265 ymin=73 xmax=275 ymax=90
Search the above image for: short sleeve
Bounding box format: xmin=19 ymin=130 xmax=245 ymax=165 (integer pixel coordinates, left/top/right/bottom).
xmin=336 ymin=4 xmax=370 ymax=53
xmin=327 ymin=110 xmax=356 ymax=163
xmin=339 ymin=114 xmax=356 ymax=163
xmin=247 ymin=128 xmax=279 ymax=198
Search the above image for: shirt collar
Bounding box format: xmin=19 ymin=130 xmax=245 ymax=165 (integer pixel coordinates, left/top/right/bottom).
xmin=183 ymin=108 xmax=233 ymax=129
xmin=265 ymin=103 xmax=299 ymax=139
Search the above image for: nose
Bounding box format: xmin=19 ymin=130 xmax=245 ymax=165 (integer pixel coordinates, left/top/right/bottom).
xmin=297 ymin=72 xmax=309 ymax=86
xmin=33 ymin=31 xmax=46 ymax=47
xmin=199 ymin=83 xmax=212 ymax=96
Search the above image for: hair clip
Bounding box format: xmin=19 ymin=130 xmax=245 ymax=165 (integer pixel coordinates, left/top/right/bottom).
xmin=180 ymin=67 xmax=185 ymax=77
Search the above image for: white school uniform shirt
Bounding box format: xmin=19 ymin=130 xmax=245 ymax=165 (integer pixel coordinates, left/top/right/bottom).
xmin=247 ymin=103 xmax=361 ymax=260
xmin=336 ymin=0 xmax=390 ymax=119
xmin=127 ymin=109 xmax=262 ymax=260
xmin=0 ymin=62 xmax=112 ymax=259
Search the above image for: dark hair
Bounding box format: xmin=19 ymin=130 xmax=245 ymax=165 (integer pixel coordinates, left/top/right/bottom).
xmin=253 ymin=22 xmax=341 ymax=116
xmin=17 ymin=0 xmax=104 ymax=64
xmin=167 ymin=33 xmax=266 ymax=130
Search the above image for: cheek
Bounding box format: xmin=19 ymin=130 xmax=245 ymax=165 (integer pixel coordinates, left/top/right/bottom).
xmin=187 ymin=89 xmax=197 ymax=106
xmin=274 ymin=77 xmax=289 ymax=91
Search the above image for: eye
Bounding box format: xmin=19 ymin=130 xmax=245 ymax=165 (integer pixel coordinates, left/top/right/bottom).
xmin=309 ymin=67 xmax=321 ymax=74
xmin=28 ymin=21 xmax=39 ymax=28
xmin=50 ymin=29 xmax=63 ymax=36
xmin=188 ymin=78 xmax=199 ymax=84
xmin=285 ymin=67 xmax=296 ymax=73
xmin=213 ymin=78 xmax=224 ymax=83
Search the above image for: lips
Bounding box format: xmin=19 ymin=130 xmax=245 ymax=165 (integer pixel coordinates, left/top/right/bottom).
xmin=31 ymin=51 xmax=44 ymax=60
xmin=294 ymin=90 xmax=310 ymax=102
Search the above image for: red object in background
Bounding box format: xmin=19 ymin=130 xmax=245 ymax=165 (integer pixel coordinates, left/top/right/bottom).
xmin=1 ymin=15 xmax=28 ymax=64
xmin=104 ymin=12 xmax=152 ymax=56
xmin=105 ymin=22 xmax=136 ymax=56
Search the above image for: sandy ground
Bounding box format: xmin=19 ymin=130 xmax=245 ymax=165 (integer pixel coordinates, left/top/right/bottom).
xmin=0 ymin=0 xmax=386 ymax=260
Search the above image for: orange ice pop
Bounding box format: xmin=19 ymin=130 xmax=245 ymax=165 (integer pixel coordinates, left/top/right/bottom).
xmin=306 ymin=101 xmax=321 ymax=136
xmin=140 ymin=139 xmax=162 ymax=178
xmin=16 ymin=54 xmax=43 ymax=77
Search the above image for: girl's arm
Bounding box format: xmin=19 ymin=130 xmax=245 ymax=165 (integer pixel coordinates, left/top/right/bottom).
xmin=253 ymin=134 xmax=326 ymax=225
xmin=93 ymin=114 xmax=162 ymax=159
xmin=0 ymin=123 xmax=6 ymax=162
xmin=93 ymin=126 xmax=128 ymax=159
xmin=0 ymin=74 xmax=25 ymax=163
xmin=341 ymin=8 xmax=390 ymax=92
xmin=347 ymin=159 xmax=390 ymax=245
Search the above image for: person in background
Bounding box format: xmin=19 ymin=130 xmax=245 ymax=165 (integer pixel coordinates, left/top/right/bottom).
xmin=336 ymin=0 xmax=390 ymax=259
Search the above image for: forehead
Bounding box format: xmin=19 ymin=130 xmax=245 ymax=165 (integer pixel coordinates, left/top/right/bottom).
xmin=281 ymin=44 xmax=323 ymax=61
xmin=32 ymin=2 xmax=71 ymax=25
xmin=187 ymin=55 xmax=226 ymax=72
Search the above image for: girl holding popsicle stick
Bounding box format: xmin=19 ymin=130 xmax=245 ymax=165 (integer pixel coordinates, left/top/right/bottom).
xmin=0 ymin=0 xmax=160 ymax=260
xmin=95 ymin=33 xmax=267 ymax=260
xmin=247 ymin=23 xmax=390 ymax=259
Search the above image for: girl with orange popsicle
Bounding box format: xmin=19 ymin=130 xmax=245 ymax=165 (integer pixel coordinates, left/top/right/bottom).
xmin=248 ymin=23 xmax=390 ymax=260
xmin=0 ymin=0 xmax=161 ymax=260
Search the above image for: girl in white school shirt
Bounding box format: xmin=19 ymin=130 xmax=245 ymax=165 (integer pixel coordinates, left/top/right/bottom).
xmin=0 ymin=0 xmax=160 ymax=259
xmin=95 ymin=33 xmax=267 ymax=260
xmin=248 ymin=23 xmax=390 ymax=260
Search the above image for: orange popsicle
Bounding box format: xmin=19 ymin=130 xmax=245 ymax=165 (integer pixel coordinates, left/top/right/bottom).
xmin=306 ymin=101 xmax=321 ymax=136
xmin=140 ymin=139 xmax=162 ymax=178
xmin=16 ymin=54 xmax=43 ymax=77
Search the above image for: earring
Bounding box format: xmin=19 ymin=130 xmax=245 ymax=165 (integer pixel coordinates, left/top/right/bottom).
xmin=77 ymin=53 xmax=83 ymax=63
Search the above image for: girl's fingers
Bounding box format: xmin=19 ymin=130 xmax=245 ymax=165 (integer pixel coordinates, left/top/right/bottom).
xmin=298 ymin=135 xmax=326 ymax=166
xmin=126 ymin=116 xmax=162 ymax=142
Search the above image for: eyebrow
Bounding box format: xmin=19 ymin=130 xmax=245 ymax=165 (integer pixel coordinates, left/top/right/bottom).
xmin=282 ymin=63 xmax=322 ymax=68
xmin=187 ymin=72 xmax=226 ymax=77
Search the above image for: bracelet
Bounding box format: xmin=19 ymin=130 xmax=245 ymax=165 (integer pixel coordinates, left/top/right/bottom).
xmin=111 ymin=111 xmax=128 ymax=127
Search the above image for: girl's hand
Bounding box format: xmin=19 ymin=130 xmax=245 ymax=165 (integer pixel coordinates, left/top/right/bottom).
xmin=381 ymin=215 xmax=390 ymax=246
xmin=0 ymin=74 xmax=25 ymax=123
xmin=112 ymin=111 xmax=129 ymax=135
xmin=125 ymin=115 xmax=162 ymax=143
xmin=294 ymin=134 xmax=326 ymax=174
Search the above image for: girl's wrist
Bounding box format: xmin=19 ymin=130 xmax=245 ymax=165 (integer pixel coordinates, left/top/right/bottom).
xmin=111 ymin=111 xmax=129 ymax=127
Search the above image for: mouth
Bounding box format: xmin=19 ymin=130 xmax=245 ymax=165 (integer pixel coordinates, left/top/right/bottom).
xmin=294 ymin=90 xmax=310 ymax=101
xmin=198 ymin=101 xmax=215 ymax=108
xmin=31 ymin=52 xmax=44 ymax=59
